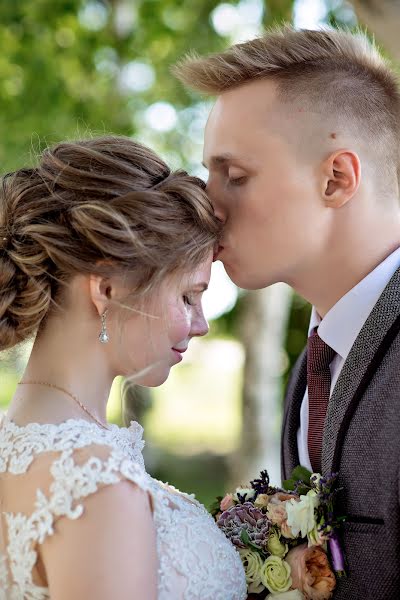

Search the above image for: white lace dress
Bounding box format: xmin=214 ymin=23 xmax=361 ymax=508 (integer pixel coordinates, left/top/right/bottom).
xmin=0 ymin=413 xmax=247 ymax=600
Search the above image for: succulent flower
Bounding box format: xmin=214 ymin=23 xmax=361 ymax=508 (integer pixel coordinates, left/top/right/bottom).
xmin=217 ymin=501 xmax=271 ymax=550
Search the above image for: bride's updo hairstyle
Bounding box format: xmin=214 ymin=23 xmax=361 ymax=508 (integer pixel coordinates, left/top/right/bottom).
xmin=0 ymin=136 xmax=221 ymax=352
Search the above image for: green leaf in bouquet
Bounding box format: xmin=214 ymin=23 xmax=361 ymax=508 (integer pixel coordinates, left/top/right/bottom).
xmin=240 ymin=528 xmax=264 ymax=555
xmin=290 ymin=465 xmax=313 ymax=484
xmin=282 ymin=478 xmax=296 ymax=491
xmin=295 ymin=483 xmax=312 ymax=496
xmin=240 ymin=528 xmax=251 ymax=545
xmin=282 ymin=479 xmax=309 ymax=494
xmin=209 ymin=496 xmax=223 ymax=517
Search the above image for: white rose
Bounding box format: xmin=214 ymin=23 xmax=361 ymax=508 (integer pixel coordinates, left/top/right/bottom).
xmin=260 ymin=556 xmax=292 ymax=593
xmin=239 ymin=549 xmax=265 ymax=594
xmin=266 ymin=590 xmax=305 ymax=599
xmin=267 ymin=530 xmax=289 ymax=558
xmin=234 ymin=487 xmax=256 ymax=501
xmin=307 ymin=522 xmax=329 ymax=548
xmin=310 ymin=473 xmax=323 ymax=494
xmin=310 ymin=473 xmax=322 ymax=486
xmin=285 ymin=490 xmax=319 ymax=538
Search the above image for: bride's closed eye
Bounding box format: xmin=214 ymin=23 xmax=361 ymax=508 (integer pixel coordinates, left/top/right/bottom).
xmin=183 ymin=294 xmax=195 ymax=306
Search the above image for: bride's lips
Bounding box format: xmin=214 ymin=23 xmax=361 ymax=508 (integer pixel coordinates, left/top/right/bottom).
xmin=171 ymin=347 xmax=187 ymax=362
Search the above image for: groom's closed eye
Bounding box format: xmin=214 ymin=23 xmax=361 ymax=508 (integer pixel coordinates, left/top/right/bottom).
xmin=227 ymin=167 xmax=248 ymax=187
xmin=228 ymin=176 xmax=247 ymax=187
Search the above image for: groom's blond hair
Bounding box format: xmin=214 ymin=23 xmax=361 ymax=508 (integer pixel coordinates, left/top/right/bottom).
xmin=174 ymin=26 xmax=400 ymax=190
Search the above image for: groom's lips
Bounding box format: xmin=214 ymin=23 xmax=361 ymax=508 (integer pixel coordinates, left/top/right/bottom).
xmin=213 ymin=244 xmax=224 ymax=261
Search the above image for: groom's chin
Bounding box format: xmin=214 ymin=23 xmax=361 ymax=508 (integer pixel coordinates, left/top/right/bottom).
xmin=223 ymin=262 xmax=278 ymax=291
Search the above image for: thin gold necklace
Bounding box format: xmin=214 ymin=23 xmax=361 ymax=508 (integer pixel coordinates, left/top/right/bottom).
xmin=18 ymin=381 xmax=110 ymax=430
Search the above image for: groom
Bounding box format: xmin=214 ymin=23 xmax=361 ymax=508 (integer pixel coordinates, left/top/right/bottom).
xmin=175 ymin=27 xmax=400 ymax=599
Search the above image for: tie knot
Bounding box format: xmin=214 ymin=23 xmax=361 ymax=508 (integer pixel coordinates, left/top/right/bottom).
xmin=307 ymin=328 xmax=335 ymax=374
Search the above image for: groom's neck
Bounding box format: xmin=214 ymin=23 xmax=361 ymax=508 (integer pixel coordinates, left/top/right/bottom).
xmin=289 ymin=219 xmax=400 ymax=318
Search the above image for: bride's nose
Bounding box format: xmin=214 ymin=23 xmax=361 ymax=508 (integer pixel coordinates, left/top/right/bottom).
xmin=189 ymin=310 xmax=209 ymax=339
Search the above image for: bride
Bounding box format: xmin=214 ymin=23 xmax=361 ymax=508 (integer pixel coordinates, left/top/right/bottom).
xmin=0 ymin=136 xmax=247 ymax=599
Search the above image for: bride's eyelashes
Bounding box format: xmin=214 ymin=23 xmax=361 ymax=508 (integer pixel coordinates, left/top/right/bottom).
xmin=183 ymin=294 xmax=195 ymax=306
xmin=183 ymin=289 xmax=206 ymax=307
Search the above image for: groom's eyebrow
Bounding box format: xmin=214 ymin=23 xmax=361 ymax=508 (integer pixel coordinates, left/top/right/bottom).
xmin=202 ymin=153 xmax=235 ymax=169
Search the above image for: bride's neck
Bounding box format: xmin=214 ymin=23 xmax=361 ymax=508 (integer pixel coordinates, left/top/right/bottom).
xmin=9 ymin=315 xmax=114 ymax=426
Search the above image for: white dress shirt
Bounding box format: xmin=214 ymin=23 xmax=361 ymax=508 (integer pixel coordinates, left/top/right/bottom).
xmin=297 ymin=247 xmax=400 ymax=471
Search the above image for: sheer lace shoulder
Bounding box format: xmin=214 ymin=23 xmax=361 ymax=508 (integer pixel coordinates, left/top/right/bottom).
xmin=0 ymin=416 xmax=247 ymax=600
xmin=0 ymin=417 xmax=150 ymax=600
xmin=0 ymin=416 xmax=145 ymax=475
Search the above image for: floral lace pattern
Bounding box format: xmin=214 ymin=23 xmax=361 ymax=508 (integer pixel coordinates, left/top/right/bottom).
xmin=0 ymin=416 xmax=246 ymax=599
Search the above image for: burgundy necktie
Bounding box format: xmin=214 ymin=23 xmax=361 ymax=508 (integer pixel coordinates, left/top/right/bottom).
xmin=307 ymin=328 xmax=336 ymax=473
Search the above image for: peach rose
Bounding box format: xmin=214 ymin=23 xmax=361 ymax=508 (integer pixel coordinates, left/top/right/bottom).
xmin=267 ymin=493 xmax=299 ymax=540
xmin=270 ymin=492 xmax=299 ymax=504
xmin=220 ymin=493 xmax=235 ymax=511
xmin=254 ymin=493 xmax=270 ymax=508
xmin=285 ymin=544 xmax=336 ymax=600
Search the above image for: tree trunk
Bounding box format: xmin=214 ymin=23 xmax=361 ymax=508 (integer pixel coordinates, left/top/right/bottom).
xmin=351 ymin=0 xmax=400 ymax=63
xmin=230 ymin=283 xmax=292 ymax=488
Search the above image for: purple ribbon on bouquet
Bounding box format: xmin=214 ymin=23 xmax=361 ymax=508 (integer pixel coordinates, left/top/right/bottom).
xmin=328 ymin=532 xmax=346 ymax=577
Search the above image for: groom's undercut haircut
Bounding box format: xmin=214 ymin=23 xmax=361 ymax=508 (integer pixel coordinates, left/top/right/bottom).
xmin=174 ymin=26 xmax=400 ymax=192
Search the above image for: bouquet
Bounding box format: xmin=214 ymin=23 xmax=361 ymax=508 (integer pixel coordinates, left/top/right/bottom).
xmin=210 ymin=466 xmax=346 ymax=600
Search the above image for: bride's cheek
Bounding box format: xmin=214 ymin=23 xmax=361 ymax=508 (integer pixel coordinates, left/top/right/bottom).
xmin=170 ymin=310 xmax=191 ymax=343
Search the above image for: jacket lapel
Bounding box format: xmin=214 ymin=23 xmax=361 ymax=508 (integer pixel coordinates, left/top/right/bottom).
xmin=322 ymin=266 xmax=400 ymax=474
xmin=282 ymin=348 xmax=307 ymax=480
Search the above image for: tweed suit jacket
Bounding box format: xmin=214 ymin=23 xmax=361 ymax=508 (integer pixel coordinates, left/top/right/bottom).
xmin=281 ymin=266 xmax=400 ymax=600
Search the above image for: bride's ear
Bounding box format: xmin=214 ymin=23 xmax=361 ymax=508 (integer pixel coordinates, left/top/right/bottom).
xmin=89 ymin=274 xmax=113 ymax=317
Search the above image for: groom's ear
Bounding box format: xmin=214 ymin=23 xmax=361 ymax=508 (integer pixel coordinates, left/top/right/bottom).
xmin=320 ymin=149 xmax=361 ymax=208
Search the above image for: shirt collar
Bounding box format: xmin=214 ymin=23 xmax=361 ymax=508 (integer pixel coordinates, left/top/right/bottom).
xmin=308 ymin=247 xmax=400 ymax=360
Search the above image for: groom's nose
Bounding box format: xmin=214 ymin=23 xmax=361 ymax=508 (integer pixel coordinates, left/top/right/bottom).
xmin=206 ymin=180 xmax=227 ymax=224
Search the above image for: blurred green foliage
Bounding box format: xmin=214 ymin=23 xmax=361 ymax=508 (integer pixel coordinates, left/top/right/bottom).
xmin=0 ymin=0 xmax=227 ymax=171
xmin=0 ymin=0 xmax=353 ymax=172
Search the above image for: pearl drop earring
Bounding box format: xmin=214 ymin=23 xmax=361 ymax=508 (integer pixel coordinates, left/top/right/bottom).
xmin=98 ymin=310 xmax=109 ymax=344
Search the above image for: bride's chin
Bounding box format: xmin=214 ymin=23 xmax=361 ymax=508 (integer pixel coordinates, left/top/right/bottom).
xmin=136 ymin=368 xmax=171 ymax=388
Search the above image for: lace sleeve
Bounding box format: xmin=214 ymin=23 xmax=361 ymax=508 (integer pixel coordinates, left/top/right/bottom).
xmin=2 ymin=442 xmax=153 ymax=599
xmin=33 ymin=443 xmax=151 ymax=540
